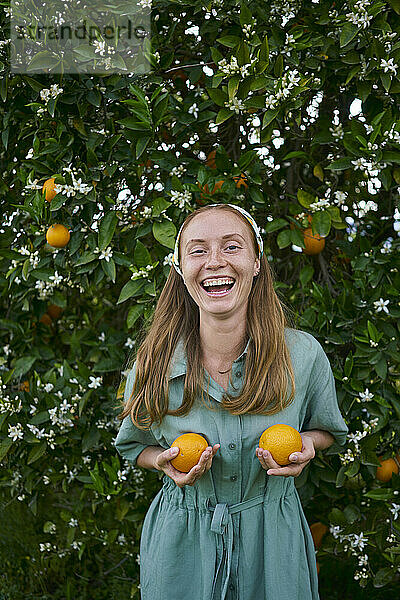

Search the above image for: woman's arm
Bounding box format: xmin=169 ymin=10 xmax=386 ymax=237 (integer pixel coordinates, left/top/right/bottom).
xmin=301 ymin=429 xmax=335 ymax=451
xmin=136 ymin=445 xmax=164 ymax=470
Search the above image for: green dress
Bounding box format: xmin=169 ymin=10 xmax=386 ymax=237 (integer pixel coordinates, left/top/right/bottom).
xmin=114 ymin=328 xmax=348 ymax=600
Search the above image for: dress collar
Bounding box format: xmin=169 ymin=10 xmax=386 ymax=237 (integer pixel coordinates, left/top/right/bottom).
xmin=168 ymin=337 xmax=251 ymax=380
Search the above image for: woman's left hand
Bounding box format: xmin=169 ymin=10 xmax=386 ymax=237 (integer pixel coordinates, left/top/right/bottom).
xmin=256 ymin=433 xmax=315 ymax=478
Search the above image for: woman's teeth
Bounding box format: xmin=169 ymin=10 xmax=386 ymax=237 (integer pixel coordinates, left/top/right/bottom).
xmin=201 ymin=280 xmax=235 ymax=297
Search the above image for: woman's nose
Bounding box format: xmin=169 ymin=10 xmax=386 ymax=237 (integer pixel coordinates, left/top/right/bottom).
xmin=205 ymin=248 xmax=226 ymax=267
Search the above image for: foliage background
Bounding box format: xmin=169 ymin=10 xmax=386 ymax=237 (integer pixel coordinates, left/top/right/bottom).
xmin=1 ymin=0 xmax=400 ymax=598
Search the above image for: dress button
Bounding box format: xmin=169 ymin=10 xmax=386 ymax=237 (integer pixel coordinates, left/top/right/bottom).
xmin=230 ymin=475 xmax=237 ymax=482
xmin=229 ymin=442 xmax=236 ymax=450
xmin=235 ymin=371 xmax=242 ymax=378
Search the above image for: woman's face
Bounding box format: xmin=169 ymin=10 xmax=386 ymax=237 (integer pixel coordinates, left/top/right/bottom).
xmin=180 ymin=210 xmax=260 ymax=317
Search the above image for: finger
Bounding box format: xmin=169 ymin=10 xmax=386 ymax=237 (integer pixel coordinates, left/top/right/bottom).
xmin=256 ymin=448 xmax=280 ymax=469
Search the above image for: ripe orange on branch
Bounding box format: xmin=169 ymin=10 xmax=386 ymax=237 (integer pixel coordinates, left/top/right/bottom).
xmin=47 ymin=304 xmax=63 ymax=319
xmin=42 ymin=178 xmax=58 ymax=202
xmin=310 ymin=522 xmax=328 ymax=549
xmin=206 ymin=150 xmax=217 ymax=169
xmin=46 ymin=224 xmax=70 ymax=248
xmin=233 ymin=173 xmax=248 ymax=189
xmin=259 ymin=424 xmax=302 ymax=466
xmin=302 ymin=228 xmax=325 ymax=255
xmin=39 ymin=313 xmax=52 ymax=327
xmin=197 ymin=179 xmax=225 ymax=200
xmin=376 ymin=456 xmax=399 ymax=482
xmin=170 ymin=433 xmax=209 ymax=473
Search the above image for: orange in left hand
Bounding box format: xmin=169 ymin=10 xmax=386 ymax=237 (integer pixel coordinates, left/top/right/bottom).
xmin=257 ymin=425 xmax=316 ymax=477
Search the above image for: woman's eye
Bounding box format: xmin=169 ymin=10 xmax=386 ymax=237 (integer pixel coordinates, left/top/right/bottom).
xmin=192 ymin=245 xmax=239 ymax=254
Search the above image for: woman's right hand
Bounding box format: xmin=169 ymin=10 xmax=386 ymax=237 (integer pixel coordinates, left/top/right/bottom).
xmin=154 ymin=444 xmax=220 ymax=488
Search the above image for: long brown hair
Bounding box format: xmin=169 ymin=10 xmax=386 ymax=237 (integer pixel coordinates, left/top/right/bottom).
xmin=116 ymin=204 xmax=297 ymax=429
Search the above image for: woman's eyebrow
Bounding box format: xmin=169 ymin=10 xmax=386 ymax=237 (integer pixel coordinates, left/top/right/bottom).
xmin=186 ymin=233 xmax=245 ymax=247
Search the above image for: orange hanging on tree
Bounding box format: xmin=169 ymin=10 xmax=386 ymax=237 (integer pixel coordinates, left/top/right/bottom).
xmin=42 ymin=178 xmax=58 ymax=202
xmin=302 ymin=228 xmax=325 ymax=255
xmin=46 ymin=224 xmax=70 ymax=248
xmin=233 ymin=173 xmax=248 ymax=189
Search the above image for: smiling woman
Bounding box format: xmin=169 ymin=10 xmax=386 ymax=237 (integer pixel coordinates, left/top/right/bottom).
xmin=114 ymin=203 xmax=348 ymax=600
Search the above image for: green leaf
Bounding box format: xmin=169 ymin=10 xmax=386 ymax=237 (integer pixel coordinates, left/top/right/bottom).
xmin=265 ymin=218 xmax=287 ymax=233
xmin=327 ymin=157 xmax=354 ymax=171
xmin=297 ymin=189 xmax=316 ymax=208
xmin=299 ymin=265 xmax=314 ymax=286
xmin=340 ymin=23 xmax=359 ymax=48
xmin=364 ymin=488 xmax=393 ymax=500
xmin=49 ymin=193 xmax=67 ymax=212
xmin=82 ymin=429 xmax=101 ymax=453
xmin=344 ymin=352 xmax=353 ymax=377
xmin=136 ymin=136 xmax=151 ymax=160
xmin=387 ymin=0 xmax=400 ymax=14
xmin=262 ymin=108 xmax=279 ymax=128
xmin=274 ymin=54 xmax=283 ymax=77
xmin=328 ymin=507 xmax=347 ymax=525
xmin=117 ymin=279 xmax=147 ymax=304
xmin=215 ymin=108 xmax=233 ymax=124
xmin=239 ymin=3 xmax=253 ymax=26
xmin=228 ymin=76 xmax=240 ymax=101
xmin=259 ymin=35 xmax=269 ymax=64
xmin=312 ymin=211 xmax=331 ymax=237
xmin=27 ymin=441 xmax=47 ymax=464
xmin=74 ymin=252 xmax=97 ymax=267
xmin=0 ymin=438 xmax=13 ymax=461
xmin=277 ymin=229 xmax=291 ymax=249
xmin=101 ymin=258 xmax=116 ymax=283
xmin=374 ymin=567 xmax=395 ymax=588
xmin=127 ymin=304 xmax=145 ymax=329
xmin=98 ymin=211 xmax=118 ymax=251
xmin=12 ymin=356 xmax=36 ymax=379
xmin=134 ymin=240 xmax=151 ymax=267
xmin=375 ymin=356 xmax=387 ymax=379
xmin=380 ymin=73 xmax=391 ymax=93
xmin=207 ymin=87 xmax=228 ymax=106
xmin=152 ymin=221 xmax=176 ymax=249
xmin=216 ymin=35 xmax=241 ymax=48
xmin=116 ymin=118 xmax=152 ymax=131
xmin=27 ymin=51 xmax=60 ymax=71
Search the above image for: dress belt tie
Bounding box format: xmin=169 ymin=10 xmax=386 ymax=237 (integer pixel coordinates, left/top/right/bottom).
xmin=205 ymin=494 xmax=265 ymax=600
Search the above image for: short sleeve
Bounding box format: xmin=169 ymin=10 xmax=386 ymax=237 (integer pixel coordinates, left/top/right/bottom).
xmin=114 ymin=363 xmax=160 ymax=472
xmin=301 ymin=339 xmax=348 ymax=449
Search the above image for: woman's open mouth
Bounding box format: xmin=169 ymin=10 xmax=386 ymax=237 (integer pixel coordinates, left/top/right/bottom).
xmin=200 ymin=278 xmax=236 ymax=297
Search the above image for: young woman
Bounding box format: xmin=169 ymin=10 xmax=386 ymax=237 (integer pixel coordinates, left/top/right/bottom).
xmin=114 ymin=203 xmax=348 ymax=600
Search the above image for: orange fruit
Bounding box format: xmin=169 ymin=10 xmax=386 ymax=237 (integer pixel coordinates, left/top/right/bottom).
xmin=259 ymin=424 xmax=302 ymax=466
xmin=170 ymin=433 xmax=209 ymax=473
xmin=39 ymin=313 xmax=52 ymax=326
xmin=46 ymin=224 xmax=70 ymax=248
xmin=47 ymin=304 xmax=63 ymax=319
xmin=233 ymin=173 xmax=248 ymax=189
xmin=42 ymin=178 xmax=58 ymax=202
xmin=310 ymin=522 xmax=328 ymax=549
xmin=206 ymin=150 xmax=217 ymax=169
xmin=139 ymin=159 xmax=152 ymax=168
xmin=302 ymin=227 xmax=325 ymax=255
xmin=19 ymin=380 xmax=30 ymax=392
xmin=316 ymin=561 xmax=320 ymax=576
xmin=376 ymin=456 xmax=399 ymax=482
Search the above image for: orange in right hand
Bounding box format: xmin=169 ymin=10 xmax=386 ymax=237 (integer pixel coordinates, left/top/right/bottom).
xmin=170 ymin=433 xmax=209 ymax=473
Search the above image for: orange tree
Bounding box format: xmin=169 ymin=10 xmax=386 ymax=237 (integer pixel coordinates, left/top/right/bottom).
xmin=1 ymin=1 xmax=400 ymax=598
